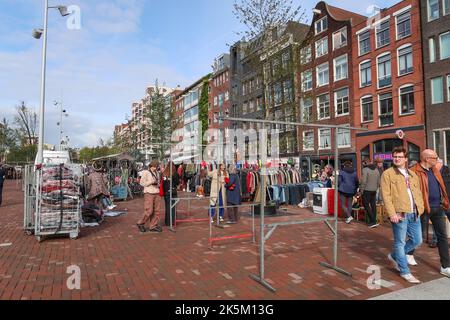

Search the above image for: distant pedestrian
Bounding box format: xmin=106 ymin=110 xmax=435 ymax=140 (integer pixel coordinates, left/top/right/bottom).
xmin=208 ymin=164 xmax=228 ymax=223
xmin=0 ymin=162 xmax=5 ymax=207
xmin=338 ymin=161 xmax=359 ymax=224
xmin=162 ymin=162 xmax=179 ymax=227
xmin=360 ymin=159 xmax=381 ymax=228
xmin=225 ymin=166 xmax=241 ymax=224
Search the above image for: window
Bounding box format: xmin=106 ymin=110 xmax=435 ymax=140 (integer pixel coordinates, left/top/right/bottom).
xmin=359 ymin=30 xmax=371 ymax=55
xmin=428 ymin=0 xmax=440 ymax=21
xmin=445 ymin=0 xmax=450 ymax=15
xmin=434 ymin=131 xmax=441 ymax=152
xmin=360 ymin=61 xmax=372 ymax=87
xmin=225 ymin=91 xmax=229 ymax=101
xmin=282 ymin=51 xmax=290 ymax=70
xmin=274 ymin=82 xmax=282 ymax=105
xmin=379 ymin=92 xmax=393 ymax=126
xmin=440 ymin=32 xmax=450 ymax=60
xmin=399 ymin=85 xmax=415 ymax=114
xmin=335 ymin=88 xmax=349 ymax=116
xmin=338 ymin=126 xmax=350 ymax=148
xmin=315 ymin=16 xmax=328 ymax=34
xmin=319 ymin=129 xmax=331 ymax=149
xmin=272 ymin=58 xmax=280 ymax=76
xmin=377 ymin=53 xmax=392 ymax=88
xmin=218 ymin=93 xmax=224 ymax=107
xmin=214 ymin=96 xmax=218 ymax=106
xmin=447 ymin=75 xmax=450 ymax=101
xmin=398 ymin=45 xmax=413 ymax=75
xmin=317 ymin=94 xmax=330 ymax=120
xmin=334 ymin=54 xmax=348 ymax=81
xmin=300 ymin=46 xmax=312 ymax=64
xmin=333 ymin=27 xmax=347 ymax=50
xmin=430 ymin=38 xmax=436 ymax=62
xmin=315 ymin=37 xmax=328 ymax=58
xmin=376 ymin=20 xmax=390 ymax=48
xmin=301 ymin=70 xmax=312 ymax=91
xmin=408 ymin=143 xmax=420 ymax=162
xmin=316 ymin=63 xmax=329 ymax=87
xmin=249 ymin=99 xmax=255 ymax=113
xmin=431 ymin=76 xmax=444 ymax=104
xmin=361 ymin=96 xmax=373 ymax=122
xmin=301 ymin=97 xmax=313 ymax=123
xmin=283 ymin=80 xmax=293 ymax=103
xmin=243 ymin=102 xmax=248 ymax=114
xmin=396 ymin=11 xmax=411 ymax=39
xmin=257 ymin=96 xmax=263 ymax=111
xmin=303 ymin=131 xmax=314 ymax=150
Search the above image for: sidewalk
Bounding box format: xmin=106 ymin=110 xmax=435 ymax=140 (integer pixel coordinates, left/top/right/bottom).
xmin=0 ymin=180 xmax=447 ymax=300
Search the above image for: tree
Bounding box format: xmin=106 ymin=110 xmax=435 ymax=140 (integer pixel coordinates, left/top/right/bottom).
xmin=14 ymin=101 xmax=37 ymax=146
xmin=233 ymin=0 xmax=306 ymax=42
xmin=0 ymin=118 xmax=18 ymax=160
xmin=145 ymin=81 xmax=173 ymax=160
xmin=6 ymin=144 xmax=37 ymax=164
xmin=198 ymin=75 xmax=211 ymax=151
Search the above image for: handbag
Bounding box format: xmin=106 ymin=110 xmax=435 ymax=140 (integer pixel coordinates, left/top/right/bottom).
xmin=159 ymin=177 xmax=165 ymax=196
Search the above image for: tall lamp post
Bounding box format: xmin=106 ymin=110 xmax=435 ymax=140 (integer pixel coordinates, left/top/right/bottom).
xmin=33 ymin=1 xmax=69 ymax=164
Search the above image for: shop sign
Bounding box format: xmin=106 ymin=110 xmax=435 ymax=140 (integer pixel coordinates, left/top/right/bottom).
xmin=374 ymin=153 xmax=393 ymax=161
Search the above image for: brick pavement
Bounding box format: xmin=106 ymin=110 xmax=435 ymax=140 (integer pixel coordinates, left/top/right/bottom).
xmin=0 ymin=180 xmax=447 ymax=300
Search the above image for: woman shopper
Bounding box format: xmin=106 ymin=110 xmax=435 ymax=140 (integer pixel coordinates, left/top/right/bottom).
xmin=208 ymin=163 xmax=228 ymax=223
xmin=137 ymin=160 xmax=163 ymax=233
xmin=225 ymin=166 xmax=241 ymax=224
xmin=338 ymin=161 xmax=359 ymax=224
xmin=360 ymin=159 xmax=381 ymax=228
xmin=162 ymin=162 xmax=180 ymax=227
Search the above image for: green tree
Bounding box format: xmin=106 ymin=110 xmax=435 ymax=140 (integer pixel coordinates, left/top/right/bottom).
xmin=145 ymin=82 xmax=173 ymax=160
xmin=0 ymin=118 xmax=18 ymax=160
xmin=198 ymin=75 xmax=211 ymax=150
xmin=6 ymin=144 xmax=37 ymax=163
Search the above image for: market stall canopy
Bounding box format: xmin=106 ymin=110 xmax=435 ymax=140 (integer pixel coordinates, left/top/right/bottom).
xmin=92 ymin=153 xmax=134 ymax=162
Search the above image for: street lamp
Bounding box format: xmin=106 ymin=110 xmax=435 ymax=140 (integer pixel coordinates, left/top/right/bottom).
xmin=33 ymin=1 xmax=69 ymax=164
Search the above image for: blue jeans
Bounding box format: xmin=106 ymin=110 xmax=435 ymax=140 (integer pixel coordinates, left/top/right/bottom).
xmin=210 ymin=190 xmax=224 ymax=218
xmin=391 ymin=213 xmax=422 ymax=275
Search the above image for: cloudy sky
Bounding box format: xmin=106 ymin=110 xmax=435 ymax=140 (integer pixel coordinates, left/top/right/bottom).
xmin=0 ymin=0 xmax=398 ymax=148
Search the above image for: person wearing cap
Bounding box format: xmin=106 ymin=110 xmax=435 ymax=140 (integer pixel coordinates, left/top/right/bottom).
xmin=137 ymin=160 xmax=162 ymax=233
xmin=0 ymin=162 xmax=5 ymax=207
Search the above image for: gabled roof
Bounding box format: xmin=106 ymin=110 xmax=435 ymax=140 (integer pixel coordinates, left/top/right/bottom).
xmin=324 ymin=2 xmax=367 ymax=27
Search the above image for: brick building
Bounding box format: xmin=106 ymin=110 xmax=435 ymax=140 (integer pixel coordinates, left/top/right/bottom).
xmin=420 ymin=0 xmax=450 ymax=164
xmin=297 ymin=1 xmax=366 ymax=178
xmin=352 ymin=0 xmax=425 ymax=175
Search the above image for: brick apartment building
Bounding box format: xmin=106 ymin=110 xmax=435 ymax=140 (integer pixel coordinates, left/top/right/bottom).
xmin=420 ymin=0 xmax=450 ymax=164
xmin=352 ymin=0 xmax=426 ymax=175
xmin=208 ymin=54 xmax=231 ymax=135
xmin=297 ymin=1 xmax=366 ymax=178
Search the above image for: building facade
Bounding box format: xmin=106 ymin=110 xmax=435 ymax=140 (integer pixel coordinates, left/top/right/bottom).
xmin=420 ymin=0 xmax=450 ymax=164
xmin=298 ymin=2 xmax=366 ymax=178
xmin=352 ymin=0 xmax=425 ymax=175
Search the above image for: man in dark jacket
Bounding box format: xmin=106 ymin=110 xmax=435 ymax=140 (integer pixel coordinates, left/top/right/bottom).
xmin=226 ymin=167 xmax=241 ymax=224
xmin=360 ymin=159 xmax=381 ymax=228
xmin=411 ymin=150 xmax=450 ymax=278
xmin=0 ymin=162 xmax=5 ymax=206
xmin=338 ymin=161 xmax=359 ymax=224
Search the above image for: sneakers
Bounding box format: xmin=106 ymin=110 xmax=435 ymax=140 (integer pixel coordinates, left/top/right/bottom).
xmin=149 ymin=226 xmax=163 ymax=233
xmin=345 ymin=216 xmax=353 ymax=224
xmin=368 ymin=223 xmax=380 ymax=229
xmin=429 ymin=242 xmax=438 ymax=248
xmin=107 ymin=205 xmax=117 ymax=211
xmin=440 ymin=267 xmax=450 ymax=277
xmin=219 ymin=217 xmax=224 ymax=222
xmin=137 ymin=224 xmax=148 ymax=233
xmin=406 ymin=255 xmax=418 ymax=266
xmin=400 ymin=273 xmax=421 ymax=284
xmin=388 ymin=254 xmax=400 ymax=271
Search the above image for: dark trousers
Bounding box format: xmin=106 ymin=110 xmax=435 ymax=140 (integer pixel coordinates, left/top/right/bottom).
xmin=362 ymin=191 xmax=377 ymax=224
xmin=429 ymin=207 xmax=450 ymax=268
xmin=227 ymin=206 xmax=239 ymax=222
xmin=0 ymin=184 xmax=3 ymax=206
xmin=164 ymin=195 xmax=176 ymax=226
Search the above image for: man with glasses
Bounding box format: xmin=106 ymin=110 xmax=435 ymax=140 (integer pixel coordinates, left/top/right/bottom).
xmin=410 ymin=150 xmax=450 ymax=277
xmin=381 ymin=146 xmax=424 ymax=283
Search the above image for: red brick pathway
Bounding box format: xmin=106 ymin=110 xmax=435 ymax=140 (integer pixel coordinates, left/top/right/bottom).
xmin=0 ymin=180 xmax=446 ymax=300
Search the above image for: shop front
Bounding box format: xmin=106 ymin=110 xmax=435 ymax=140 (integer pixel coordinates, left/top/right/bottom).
xmin=299 ymin=153 xmax=357 ymax=181
xmin=356 ymin=126 xmax=426 ymax=176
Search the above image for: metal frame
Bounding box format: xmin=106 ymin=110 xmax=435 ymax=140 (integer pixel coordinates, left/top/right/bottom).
xmin=23 ymin=165 xmax=36 ymax=235
xmin=220 ymin=116 xmax=367 ymax=292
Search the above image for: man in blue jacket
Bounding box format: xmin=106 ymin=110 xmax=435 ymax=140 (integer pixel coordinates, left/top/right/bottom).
xmin=338 ymin=161 xmax=359 ymax=224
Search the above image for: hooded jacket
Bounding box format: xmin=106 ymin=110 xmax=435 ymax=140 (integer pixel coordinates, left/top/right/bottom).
xmin=411 ymin=163 xmax=449 ymax=213
xmin=360 ymin=164 xmax=380 ymax=193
